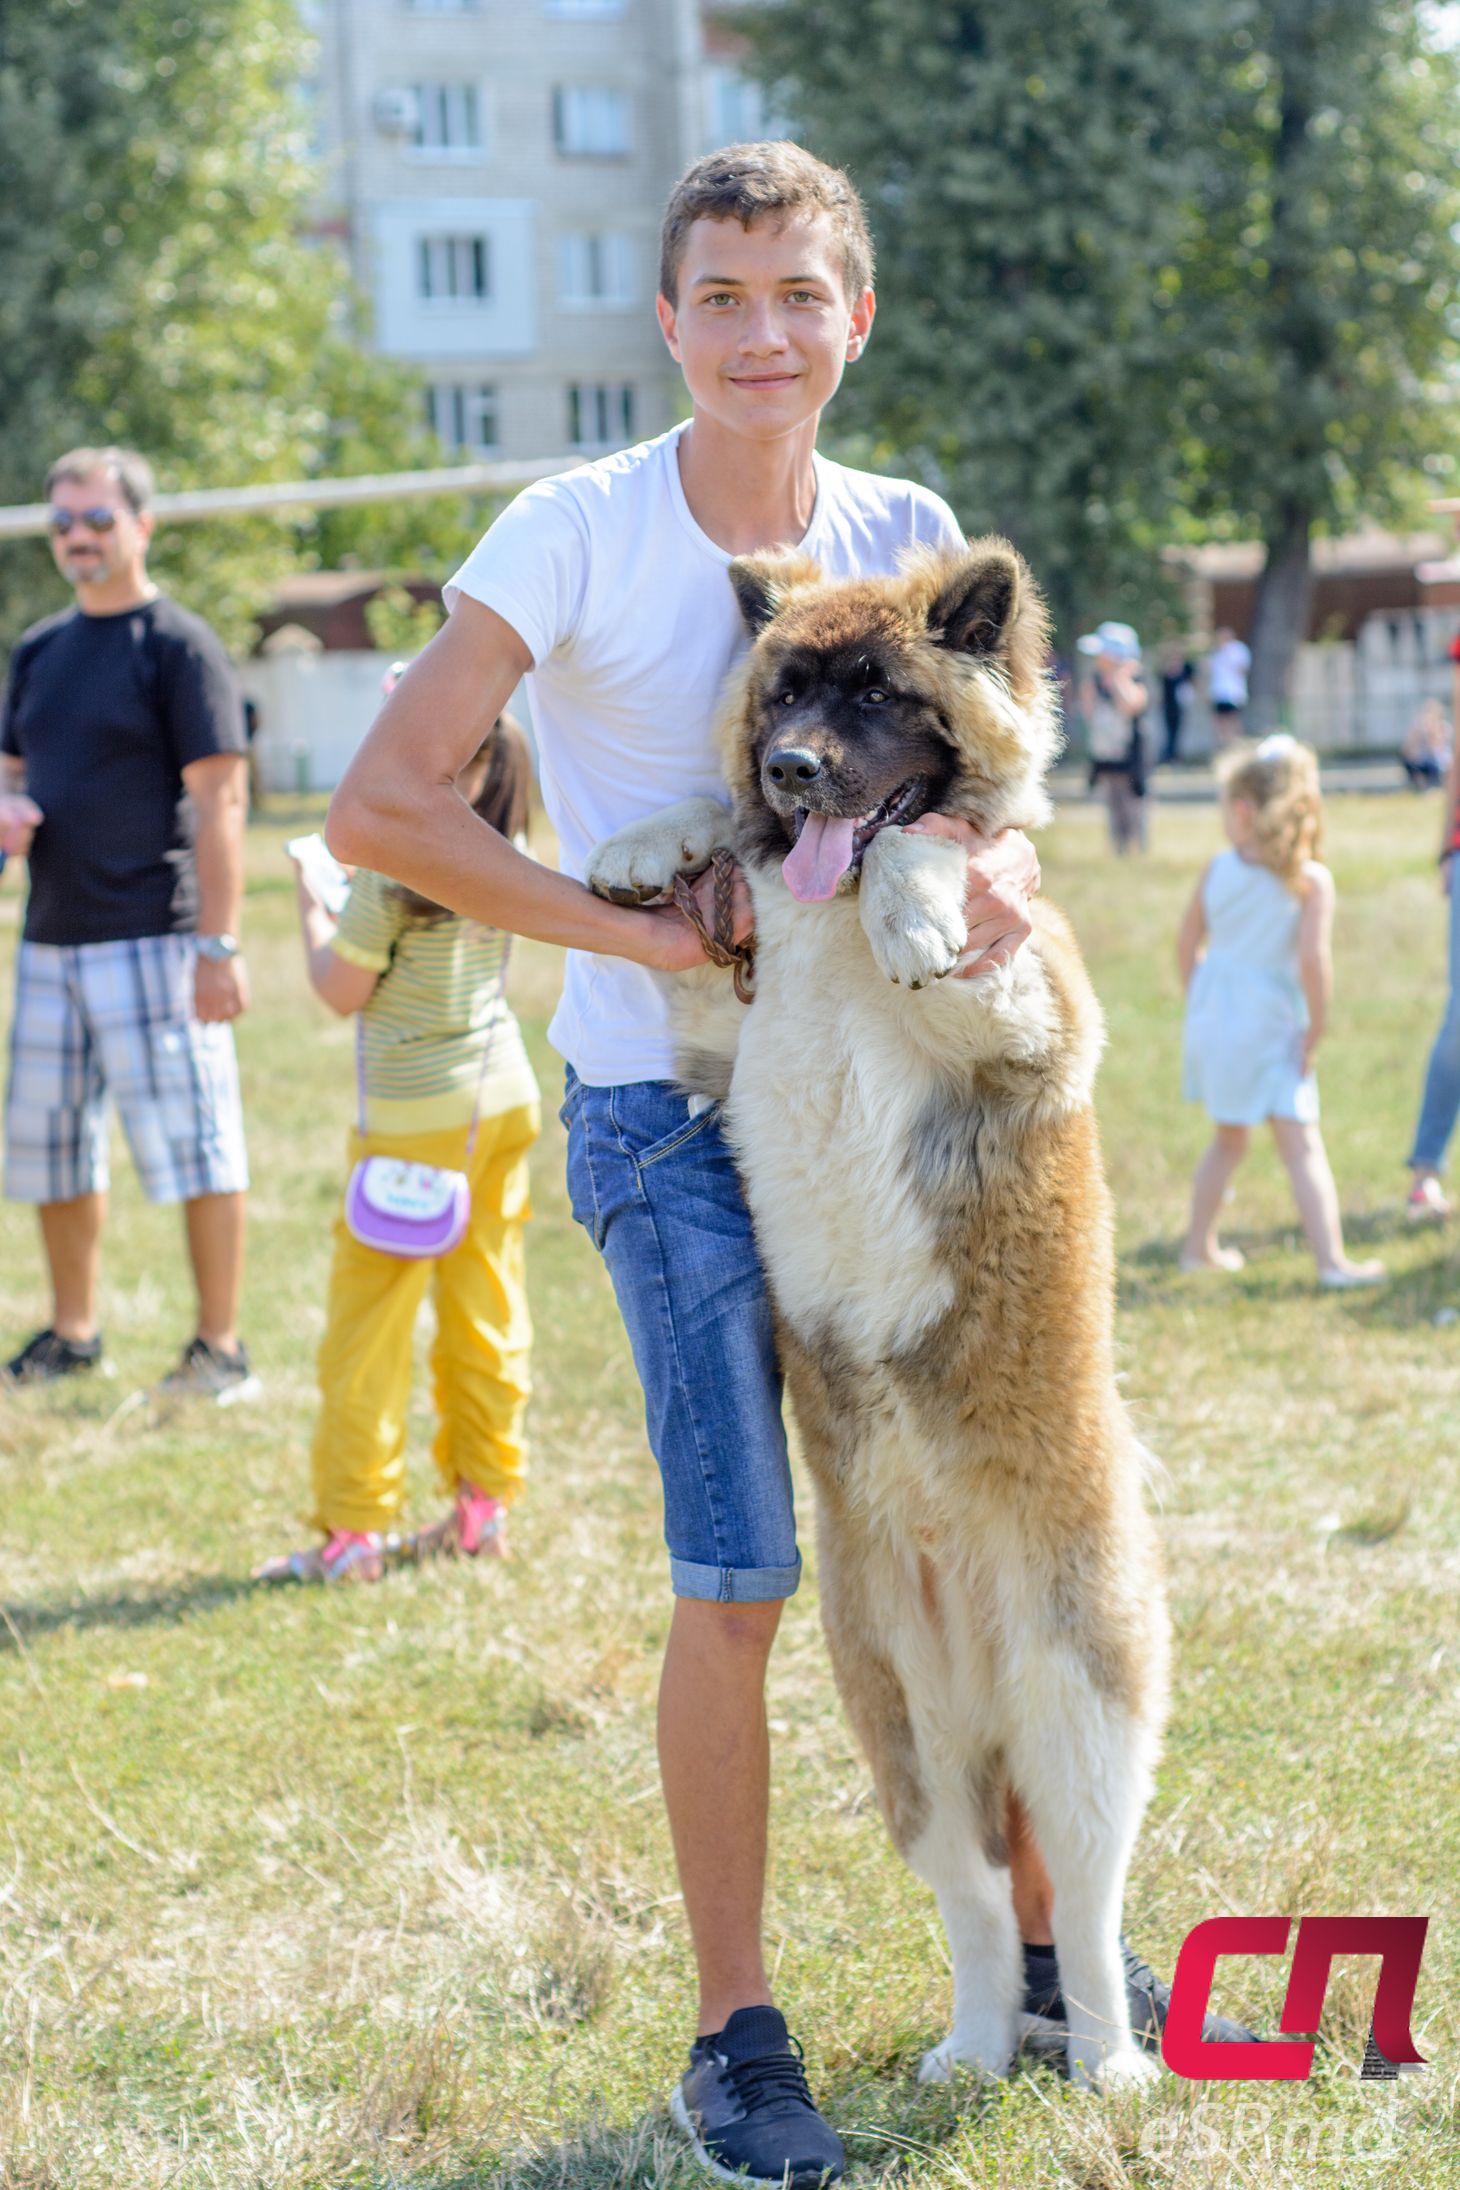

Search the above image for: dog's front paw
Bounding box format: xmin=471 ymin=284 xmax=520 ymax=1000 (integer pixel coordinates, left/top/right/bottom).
xmin=860 ymin=829 xmax=968 ymax=988
xmin=917 ymin=2027 xmax=1015 ymax=2085
xmin=586 ymin=798 xmax=734 ymax=906
xmin=1067 ymin=2043 xmax=1160 ymax=2094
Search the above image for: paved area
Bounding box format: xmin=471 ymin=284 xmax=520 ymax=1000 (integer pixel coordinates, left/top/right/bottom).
xmin=1052 ymin=757 xmax=1424 ymax=804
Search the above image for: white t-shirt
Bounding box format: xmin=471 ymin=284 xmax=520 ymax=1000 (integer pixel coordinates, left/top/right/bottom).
xmin=1209 ymin=638 xmax=1251 ymax=708
xmin=445 ymin=421 xmax=964 ymax=1084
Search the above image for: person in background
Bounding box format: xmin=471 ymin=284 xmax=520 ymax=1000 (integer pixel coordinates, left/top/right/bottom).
xmin=256 ymin=709 xmax=540 ymax=1583
xmin=0 ymin=445 xmax=257 ymax=1401
xmin=1404 ymin=632 xmax=1460 ymax=1222
xmin=1178 ymin=736 xmax=1383 ymax=1288
xmin=1400 ymin=697 xmax=1450 ymax=791
xmin=1077 ymin=620 xmax=1150 ymax=854
xmin=1207 ymin=624 xmax=1252 ymax=744
xmin=1158 ymin=638 xmax=1196 ymax=766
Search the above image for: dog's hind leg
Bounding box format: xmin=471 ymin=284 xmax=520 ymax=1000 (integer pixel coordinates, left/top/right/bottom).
xmin=906 ymin=1775 xmax=1021 ymax=2084
xmin=1009 ymin=1668 xmax=1161 ymax=2090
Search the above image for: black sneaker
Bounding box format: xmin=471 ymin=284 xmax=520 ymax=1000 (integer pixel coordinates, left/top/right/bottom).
xmin=154 ymin=1335 xmax=262 ymax=1408
xmin=670 ymin=2005 xmax=844 ymax=2188
xmin=3 ymin=1327 xmax=104 ymax=1386
xmin=1020 ymin=1937 xmax=1258 ymax=2062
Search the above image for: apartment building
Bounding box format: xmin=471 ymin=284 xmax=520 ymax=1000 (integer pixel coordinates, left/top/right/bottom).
xmin=306 ymin=0 xmax=773 ymax=463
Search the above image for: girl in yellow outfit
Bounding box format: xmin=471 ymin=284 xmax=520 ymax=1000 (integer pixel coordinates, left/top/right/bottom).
xmin=259 ymin=715 xmax=540 ymax=1583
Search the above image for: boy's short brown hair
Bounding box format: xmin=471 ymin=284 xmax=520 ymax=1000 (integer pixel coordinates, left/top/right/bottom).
xmin=659 ymin=140 xmax=875 ymax=307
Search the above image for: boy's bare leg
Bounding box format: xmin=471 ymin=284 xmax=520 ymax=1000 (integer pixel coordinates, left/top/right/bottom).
xmin=659 ymin=1597 xmax=782 ymax=2034
xmin=183 ymin=1189 xmax=247 ymax=1350
xmin=38 ymin=1191 xmax=107 ymax=1341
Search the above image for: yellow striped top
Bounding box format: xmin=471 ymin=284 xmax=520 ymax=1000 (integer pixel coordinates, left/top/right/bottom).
xmin=330 ymin=869 xmax=539 ymax=1134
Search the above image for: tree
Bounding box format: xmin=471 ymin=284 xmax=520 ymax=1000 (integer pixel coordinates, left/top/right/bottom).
xmin=1175 ymin=0 xmax=1460 ymax=726
xmin=0 ymin=0 xmax=479 ymax=653
xmin=738 ymin=0 xmax=1209 ymax=644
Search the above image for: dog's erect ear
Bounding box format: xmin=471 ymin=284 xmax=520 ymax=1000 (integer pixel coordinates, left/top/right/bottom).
xmin=729 ymin=552 xmax=823 ymax=636
xmin=927 ymin=543 xmax=1023 ymax=659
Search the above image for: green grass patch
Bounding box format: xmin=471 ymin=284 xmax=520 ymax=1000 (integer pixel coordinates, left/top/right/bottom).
xmin=0 ymin=797 xmax=1455 ymax=2186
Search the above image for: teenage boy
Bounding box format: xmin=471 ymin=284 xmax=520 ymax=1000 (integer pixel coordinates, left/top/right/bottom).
xmin=0 ymin=446 xmax=257 ymax=1402
xmin=331 ymin=144 xmax=1250 ymax=2188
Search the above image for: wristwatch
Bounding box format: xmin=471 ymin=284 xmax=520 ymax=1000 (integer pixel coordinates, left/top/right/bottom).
xmin=196 ymin=933 xmax=240 ymax=962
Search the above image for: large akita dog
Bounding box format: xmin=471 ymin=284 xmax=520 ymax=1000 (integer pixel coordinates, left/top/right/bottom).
xmin=588 ymin=540 xmax=1169 ymax=2089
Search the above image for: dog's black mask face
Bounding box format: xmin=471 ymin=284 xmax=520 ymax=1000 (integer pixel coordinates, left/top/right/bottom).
xmin=740 ymin=635 xmax=959 ymax=882
xmin=723 ymin=545 xmax=1051 ymax=899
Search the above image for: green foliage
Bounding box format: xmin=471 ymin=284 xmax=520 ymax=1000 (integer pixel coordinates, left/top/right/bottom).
xmin=740 ymin=0 xmax=1210 ymax=643
xmin=1178 ymin=0 xmax=1460 ymax=541
xmin=0 ymin=0 xmax=465 ymax=653
xmin=1172 ymin=0 xmax=1460 ymax=717
xmin=364 ymin=584 xmax=444 ymax=658
xmin=739 ymin=0 xmax=1460 ymax=670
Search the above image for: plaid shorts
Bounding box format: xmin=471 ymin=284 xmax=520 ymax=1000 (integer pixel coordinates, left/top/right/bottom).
xmin=4 ymin=936 xmax=249 ymax=1205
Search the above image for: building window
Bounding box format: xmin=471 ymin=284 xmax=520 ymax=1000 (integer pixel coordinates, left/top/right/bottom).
xmin=417 ymin=233 xmax=490 ymax=301
xmin=558 ymin=231 xmax=636 ymax=309
xmin=568 ymin=382 xmax=635 ymax=451
xmin=410 ymin=83 xmax=482 ymax=155
xmin=544 ymin=0 xmax=624 ymax=15
xmin=427 ymin=382 xmax=500 ymax=453
xmin=552 ymin=85 xmax=631 ymax=156
xmin=703 ymin=63 xmax=773 ymax=151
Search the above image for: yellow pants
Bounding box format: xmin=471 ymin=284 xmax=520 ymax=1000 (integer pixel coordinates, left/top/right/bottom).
xmin=310 ymin=1102 xmax=539 ymax=1534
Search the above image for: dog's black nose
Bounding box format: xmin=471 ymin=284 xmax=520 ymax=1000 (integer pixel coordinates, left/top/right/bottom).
xmin=766 ymin=746 xmax=823 ymax=787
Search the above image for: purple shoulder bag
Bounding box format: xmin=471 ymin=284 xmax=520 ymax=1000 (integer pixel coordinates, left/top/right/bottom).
xmin=344 ymin=945 xmax=510 ymax=1260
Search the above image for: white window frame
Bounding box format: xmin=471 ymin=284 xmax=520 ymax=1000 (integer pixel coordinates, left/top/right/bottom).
xmin=426 ymin=381 xmax=500 ymax=453
xmin=416 ymin=233 xmax=491 ymax=303
xmin=408 ymin=82 xmax=483 ymax=161
xmin=567 ymin=381 xmax=636 ymax=452
xmin=552 ymin=85 xmax=631 ymax=157
xmin=404 ymin=1 xmax=480 ymax=14
xmin=557 ymin=231 xmax=636 ymax=310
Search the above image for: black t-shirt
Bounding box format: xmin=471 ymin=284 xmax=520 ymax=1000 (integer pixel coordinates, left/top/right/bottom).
xmin=0 ymin=596 xmax=245 ymax=945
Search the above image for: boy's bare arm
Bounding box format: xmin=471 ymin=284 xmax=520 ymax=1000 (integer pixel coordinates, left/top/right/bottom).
xmin=327 ymin=598 xmax=715 ymax=974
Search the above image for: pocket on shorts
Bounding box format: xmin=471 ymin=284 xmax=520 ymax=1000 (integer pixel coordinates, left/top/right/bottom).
xmin=608 ymin=1084 xmax=724 ymax=1172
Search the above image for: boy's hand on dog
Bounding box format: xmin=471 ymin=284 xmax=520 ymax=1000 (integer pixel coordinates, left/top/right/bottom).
xmin=638 ymin=859 xmax=756 ymax=973
xmin=904 ymin=817 xmax=1039 ymax=974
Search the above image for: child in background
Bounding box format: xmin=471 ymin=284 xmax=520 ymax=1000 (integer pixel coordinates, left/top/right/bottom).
xmin=1178 ymin=736 xmax=1384 ymax=1289
xmin=257 ymin=710 xmax=541 ymax=1582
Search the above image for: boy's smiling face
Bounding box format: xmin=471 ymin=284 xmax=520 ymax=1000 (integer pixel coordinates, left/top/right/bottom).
xmin=657 ymin=211 xmax=875 ymax=444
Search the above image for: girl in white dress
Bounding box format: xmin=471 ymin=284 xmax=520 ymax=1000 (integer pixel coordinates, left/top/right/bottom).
xmin=1178 ymin=736 xmax=1384 ymax=1288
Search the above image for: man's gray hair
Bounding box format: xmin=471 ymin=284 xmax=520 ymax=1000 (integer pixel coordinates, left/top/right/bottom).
xmin=45 ymin=446 xmax=155 ymax=515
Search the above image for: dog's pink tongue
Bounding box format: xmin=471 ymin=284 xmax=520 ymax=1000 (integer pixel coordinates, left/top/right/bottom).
xmin=783 ymin=813 xmax=858 ymax=902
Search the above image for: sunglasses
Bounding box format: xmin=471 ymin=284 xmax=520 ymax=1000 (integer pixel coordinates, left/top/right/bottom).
xmin=49 ymin=507 xmax=121 ymax=536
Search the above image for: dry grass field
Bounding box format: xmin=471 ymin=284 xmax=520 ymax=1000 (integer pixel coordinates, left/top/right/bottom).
xmin=0 ymin=791 xmax=1455 ymax=2188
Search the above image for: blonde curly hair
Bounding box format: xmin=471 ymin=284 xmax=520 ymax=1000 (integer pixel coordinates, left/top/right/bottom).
xmin=1215 ymin=735 xmax=1323 ymax=889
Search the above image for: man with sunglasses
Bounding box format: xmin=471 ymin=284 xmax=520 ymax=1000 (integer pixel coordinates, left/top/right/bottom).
xmin=0 ymin=446 xmax=257 ymax=1401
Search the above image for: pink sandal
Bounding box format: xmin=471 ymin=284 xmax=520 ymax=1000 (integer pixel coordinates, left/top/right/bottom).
xmin=254 ymin=1528 xmax=388 ymax=1584
xmin=412 ymin=1480 xmax=509 ymax=1561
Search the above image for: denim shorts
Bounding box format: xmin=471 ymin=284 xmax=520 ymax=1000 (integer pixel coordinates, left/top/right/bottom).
xmin=560 ymin=1069 xmax=800 ymax=1602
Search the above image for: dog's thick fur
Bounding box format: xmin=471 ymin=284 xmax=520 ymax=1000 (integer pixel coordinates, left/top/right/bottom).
xmin=587 ymin=540 xmax=1170 ymax=2089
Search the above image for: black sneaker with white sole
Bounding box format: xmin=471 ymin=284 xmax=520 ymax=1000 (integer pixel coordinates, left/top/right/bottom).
xmin=670 ymin=2005 xmax=844 ymax=2188
xmin=1020 ymin=1936 xmax=1259 ymax=2063
xmin=3 ymin=1327 xmax=105 ymax=1386
xmin=154 ymin=1335 xmax=262 ymax=1407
